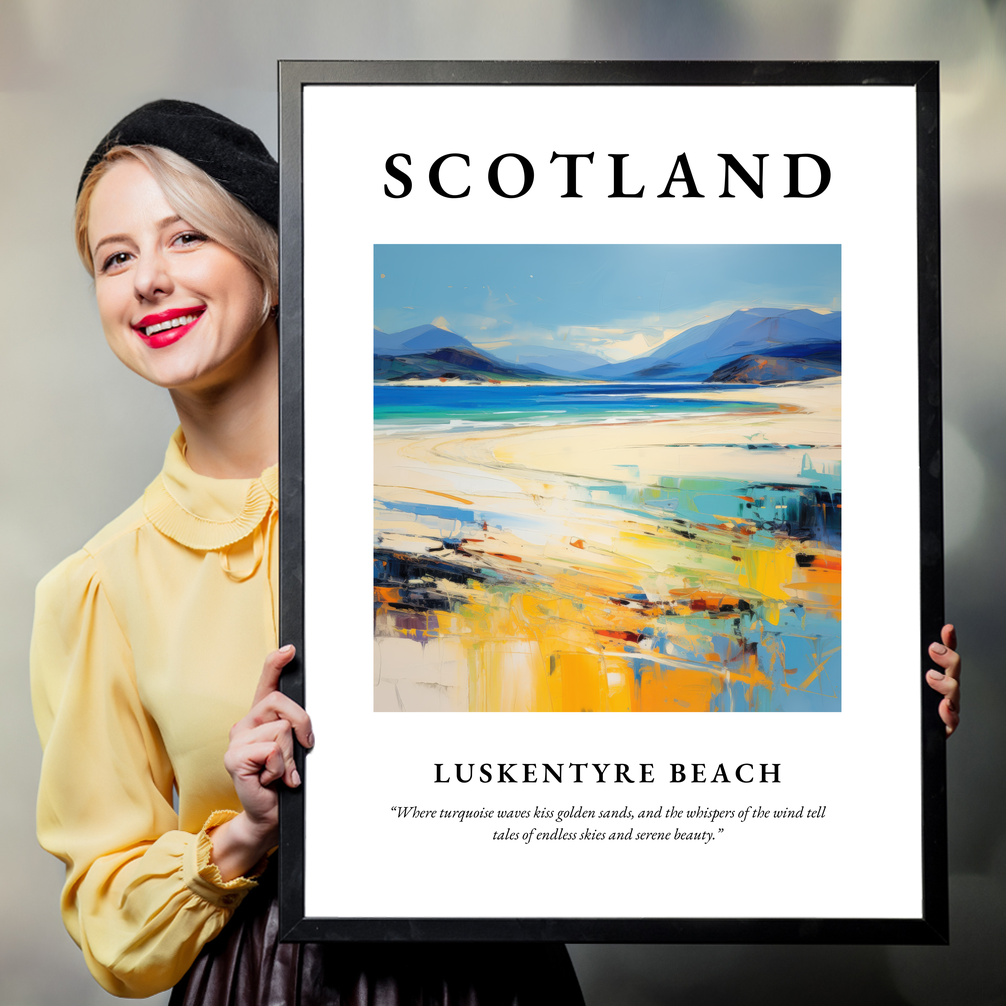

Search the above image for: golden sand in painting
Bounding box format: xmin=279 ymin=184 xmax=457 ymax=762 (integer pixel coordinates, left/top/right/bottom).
xmin=374 ymin=379 xmax=841 ymax=712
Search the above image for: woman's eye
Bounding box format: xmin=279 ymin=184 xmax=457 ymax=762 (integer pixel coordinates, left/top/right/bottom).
xmin=101 ymin=251 xmax=132 ymax=273
xmin=173 ymin=231 xmax=208 ymax=248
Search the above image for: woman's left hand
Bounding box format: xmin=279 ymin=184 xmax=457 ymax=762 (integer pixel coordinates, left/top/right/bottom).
xmin=926 ymin=624 xmax=961 ymax=737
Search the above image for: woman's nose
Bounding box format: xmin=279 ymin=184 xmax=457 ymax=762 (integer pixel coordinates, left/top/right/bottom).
xmin=133 ymin=249 xmax=173 ymax=302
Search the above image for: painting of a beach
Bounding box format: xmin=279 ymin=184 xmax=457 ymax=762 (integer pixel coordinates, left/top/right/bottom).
xmin=373 ymin=245 xmax=841 ymax=712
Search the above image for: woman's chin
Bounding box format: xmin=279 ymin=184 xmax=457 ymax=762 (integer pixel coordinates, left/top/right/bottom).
xmin=110 ymin=323 xmax=272 ymax=395
xmin=123 ymin=353 xmax=220 ymax=393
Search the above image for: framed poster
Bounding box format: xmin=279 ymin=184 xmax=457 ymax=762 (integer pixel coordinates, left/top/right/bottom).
xmin=277 ymin=61 xmax=946 ymax=943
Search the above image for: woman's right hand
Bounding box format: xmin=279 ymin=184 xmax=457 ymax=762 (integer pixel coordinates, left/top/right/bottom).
xmin=209 ymin=645 xmax=314 ymax=881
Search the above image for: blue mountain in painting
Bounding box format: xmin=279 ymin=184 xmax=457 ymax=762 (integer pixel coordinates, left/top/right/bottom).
xmin=703 ymin=335 xmax=842 ymax=384
xmin=490 ymin=345 xmax=615 ymax=376
xmin=375 ymin=346 xmax=554 ymax=383
xmin=706 ymin=353 xmax=840 ymax=384
xmin=375 ymin=324 xmax=556 ymax=382
xmin=579 ymin=308 xmax=841 ymax=382
xmin=374 ymin=324 xmax=472 ymax=354
xmin=760 ymin=340 xmax=841 ymax=362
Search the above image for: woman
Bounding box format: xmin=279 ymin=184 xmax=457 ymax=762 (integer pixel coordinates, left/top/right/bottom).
xmin=31 ymin=100 xmax=586 ymax=1004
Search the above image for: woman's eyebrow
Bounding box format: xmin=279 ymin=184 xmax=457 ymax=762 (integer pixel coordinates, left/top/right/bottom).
xmin=92 ymin=216 xmax=185 ymax=257
xmin=92 ymin=232 xmax=133 ymax=256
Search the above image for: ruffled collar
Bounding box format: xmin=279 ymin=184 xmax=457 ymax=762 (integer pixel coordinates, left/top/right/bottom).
xmin=143 ymin=428 xmax=278 ymax=551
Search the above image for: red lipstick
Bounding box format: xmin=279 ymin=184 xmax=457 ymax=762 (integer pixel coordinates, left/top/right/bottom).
xmin=133 ymin=306 xmax=206 ymax=349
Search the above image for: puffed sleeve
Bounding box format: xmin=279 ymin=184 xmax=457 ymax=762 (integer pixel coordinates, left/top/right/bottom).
xmin=31 ymin=549 xmax=262 ymax=998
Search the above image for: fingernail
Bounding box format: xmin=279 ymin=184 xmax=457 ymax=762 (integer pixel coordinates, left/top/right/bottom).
xmin=931 ymin=643 xmax=947 ymax=654
xmin=928 ymin=669 xmax=944 ymax=679
xmin=307 ymin=732 xmax=315 ymax=748
xmin=280 ymin=644 xmax=295 ymax=654
xmin=292 ymin=768 xmax=301 ymax=787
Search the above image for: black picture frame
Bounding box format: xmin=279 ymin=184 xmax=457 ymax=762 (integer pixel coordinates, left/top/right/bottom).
xmin=277 ymin=60 xmax=945 ymax=944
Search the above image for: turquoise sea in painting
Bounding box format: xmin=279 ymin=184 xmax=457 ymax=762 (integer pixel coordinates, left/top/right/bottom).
xmin=374 ymin=383 xmax=772 ymax=432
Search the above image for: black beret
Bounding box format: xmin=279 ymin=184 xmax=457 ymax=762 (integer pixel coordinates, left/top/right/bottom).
xmin=78 ymin=99 xmax=278 ymax=228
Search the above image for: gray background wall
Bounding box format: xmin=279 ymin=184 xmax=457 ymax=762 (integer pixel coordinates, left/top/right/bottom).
xmin=1 ymin=2 xmax=1003 ymax=1003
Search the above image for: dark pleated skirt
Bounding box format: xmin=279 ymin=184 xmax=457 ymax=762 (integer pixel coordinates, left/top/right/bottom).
xmin=169 ymin=869 xmax=585 ymax=1006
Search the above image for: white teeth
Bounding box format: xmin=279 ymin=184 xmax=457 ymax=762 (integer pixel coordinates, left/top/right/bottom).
xmin=142 ymin=313 xmax=199 ymax=337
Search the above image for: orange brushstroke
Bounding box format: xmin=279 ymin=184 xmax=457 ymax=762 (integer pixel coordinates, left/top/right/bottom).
xmin=424 ymin=489 xmax=475 ymax=505
xmin=686 ymin=593 xmax=741 ymax=612
xmin=804 ymin=555 xmax=841 ymax=571
xmin=597 ymin=629 xmax=645 ymax=643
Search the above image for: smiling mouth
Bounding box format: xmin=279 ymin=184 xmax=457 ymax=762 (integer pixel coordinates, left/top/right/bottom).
xmin=134 ymin=307 xmax=206 ymax=338
xmin=142 ymin=313 xmax=199 ymax=337
xmin=131 ymin=307 xmax=207 ymax=349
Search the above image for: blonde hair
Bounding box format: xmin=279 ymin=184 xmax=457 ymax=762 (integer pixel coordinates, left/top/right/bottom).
xmin=75 ymin=145 xmax=278 ymax=323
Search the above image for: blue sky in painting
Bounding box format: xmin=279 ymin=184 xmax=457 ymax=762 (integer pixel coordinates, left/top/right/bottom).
xmin=374 ymin=244 xmax=841 ymax=364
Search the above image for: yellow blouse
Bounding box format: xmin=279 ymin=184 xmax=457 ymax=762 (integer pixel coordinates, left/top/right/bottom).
xmin=31 ymin=429 xmax=279 ymax=998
